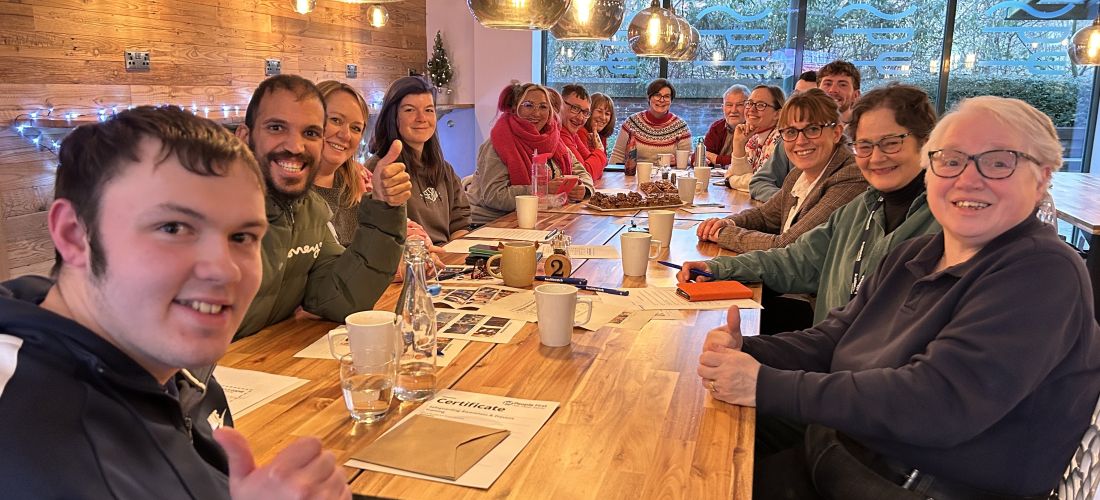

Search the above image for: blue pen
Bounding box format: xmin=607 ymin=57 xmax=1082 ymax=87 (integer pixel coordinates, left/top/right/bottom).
xmin=575 ymin=284 xmax=630 ymax=296
xmin=535 ymin=275 xmax=588 ymax=285
xmin=657 ymin=260 xmax=715 ymax=278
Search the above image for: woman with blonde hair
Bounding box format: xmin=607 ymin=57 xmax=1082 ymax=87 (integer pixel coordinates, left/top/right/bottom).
xmin=313 ymin=80 xmax=368 ymax=245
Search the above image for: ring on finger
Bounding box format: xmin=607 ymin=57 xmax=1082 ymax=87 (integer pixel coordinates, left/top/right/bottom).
xmin=707 ymin=380 xmax=717 ymax=392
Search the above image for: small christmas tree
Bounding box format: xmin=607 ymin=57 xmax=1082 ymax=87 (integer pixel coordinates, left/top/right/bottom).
xmin=427 ymin=31 xmax=453 ymax=88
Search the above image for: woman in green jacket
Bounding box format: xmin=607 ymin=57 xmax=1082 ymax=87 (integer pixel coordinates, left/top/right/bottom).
xmin=678 ymin=84 xmax=942 ymax=334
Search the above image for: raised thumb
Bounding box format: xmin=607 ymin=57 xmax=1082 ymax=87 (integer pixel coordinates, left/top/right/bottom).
xmin=380 ymin=139 xmax=404 ymax=166
xmin=214 ymin=427 xmax=257 ymax=480
xmin=725 ymin=305 xmax=742 ymax=332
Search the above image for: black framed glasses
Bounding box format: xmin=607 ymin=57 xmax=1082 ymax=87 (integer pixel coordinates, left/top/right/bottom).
xmin=853 ymin=133 xmax=910 ymax=158
xmin=927 ymin=149 xmax=1041 ymax=179
xmin=651 ymin=93 xmax=673 ymax=102
xmin=779 ymin=123 xmax=836 ymax=142
xmin=564 ymin=102 xmax=591 ymax=118
xmin=742 ymin=100 xmax=778 ymax=111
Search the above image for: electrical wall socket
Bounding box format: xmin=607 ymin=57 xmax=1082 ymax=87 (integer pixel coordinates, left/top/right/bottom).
xmin=265 ymin=59 xmax=281 ymax=76
xmin=346 ymin=64 xmax=358 ymax=79
xmin=125 ymin=51 xmax=150 ymax=71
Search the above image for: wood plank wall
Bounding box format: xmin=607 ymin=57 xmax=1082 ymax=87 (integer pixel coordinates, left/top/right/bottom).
xmin=0 ymin=0 xmax=428 ymax=279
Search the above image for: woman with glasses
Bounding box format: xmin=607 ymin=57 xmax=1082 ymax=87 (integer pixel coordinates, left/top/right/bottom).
xmin=366 ymin=76 xmax=470 ymax=245
xmin=679 ymin=84 xmax=940 ymax=334
xmin=609 ymin=78 xmax=692 ymax=167
xmin=698 ymin=96 xmax=1100 ymax=499
xmin=724 ymin=85 xmax=786 ymax=191
xmin=585 ymin=92 xmax=616 ymax=151
xmin=695 ymin=88 xmax=867 ymax=253
xmin=468 ymin=82 xmax=594 ymax=224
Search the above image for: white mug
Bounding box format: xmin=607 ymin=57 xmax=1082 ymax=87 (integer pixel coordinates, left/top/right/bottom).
xmin=694 ymin=167 xmax=712 ymax=193
xmin=620 ymin=232 xmax=661 ymax=277
xmin=675 ymin=149 xmax=690 ymax=169
xmin=637 ymin=162 xmax=654 ymax=184
xmin=677 ymin=176 xmax=697 ymax=206
xmin=516 ymin=195 xmax=538 ymax=229
xmin=648 ymin=210 xmax=675 ymax=250
xmin=332 ymin=311 xmax=398 ymax=361
xmin=534 ymin=284 xmax=594 ymax=347
xmin=657 ymin=153 xmax=673 ymax=168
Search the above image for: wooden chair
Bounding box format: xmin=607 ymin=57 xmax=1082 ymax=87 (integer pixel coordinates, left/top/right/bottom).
xmin=1056 ymin=393 xmax=1100 ymax=499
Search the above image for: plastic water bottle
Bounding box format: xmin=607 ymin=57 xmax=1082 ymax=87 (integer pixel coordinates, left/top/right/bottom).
xmin=1037 ymin=191 xmax=1057 ymax=228
xmin=393 ymin=239 xmax=437 ymax=402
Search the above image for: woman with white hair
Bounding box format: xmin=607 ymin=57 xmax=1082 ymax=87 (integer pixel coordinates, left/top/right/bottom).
xmin=698 ymin=96 xmax=1100 ymax=498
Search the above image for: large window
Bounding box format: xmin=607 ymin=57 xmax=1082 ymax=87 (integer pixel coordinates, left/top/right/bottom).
xmin=543 ymin=0 xmax=1098 ymax=172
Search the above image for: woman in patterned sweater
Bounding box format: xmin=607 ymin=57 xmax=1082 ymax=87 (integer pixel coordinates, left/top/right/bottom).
xmin=609 ymin=78 xmax=692 ymax=166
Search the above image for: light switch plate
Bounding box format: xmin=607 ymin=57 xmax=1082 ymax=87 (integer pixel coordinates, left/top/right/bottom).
xmin=265 ymin=59 xmax=281 ymax=76
xmin=125 ymin=51 xmax=150 ymax=71
xmin=346 ymin=64 xmax=357 ymax=78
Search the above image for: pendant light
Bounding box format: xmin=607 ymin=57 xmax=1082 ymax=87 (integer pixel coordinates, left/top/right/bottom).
xmin=292 ymin=0 xmax=315 ymax=15
xmin=550 ymin=0 xmax=626 ymax=41
xmin=1070 ymin=16 xmax=1100 ymax=65
xmin=366 ymin=4 xmax=389 ymax=27
xmin=668 ymin=23 xmax=699 ymax=61
xmin=467 ymin=0 xmax=571 ymax=30
xmin=627 ymin=0 xmax=679 ymax=58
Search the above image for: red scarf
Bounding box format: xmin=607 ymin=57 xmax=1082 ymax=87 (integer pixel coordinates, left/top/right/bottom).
xmin=490 ymin=112 xmax=573 ymax=185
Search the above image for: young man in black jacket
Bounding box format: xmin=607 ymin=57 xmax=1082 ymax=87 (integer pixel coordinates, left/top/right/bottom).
xmin=0 ymin=106 xmax=349 ymax=499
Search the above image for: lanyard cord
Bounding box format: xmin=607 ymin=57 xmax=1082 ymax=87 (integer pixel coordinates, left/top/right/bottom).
xmin=849 ymin=195 xmax=885 ymax=299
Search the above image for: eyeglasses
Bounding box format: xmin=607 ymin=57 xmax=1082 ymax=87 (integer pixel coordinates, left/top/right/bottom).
xmin=742 ymin=100 xmax=778 ymax=111
xmin=779 ymin=123 xmax=836 ymax=142
xmin=651 ymin=93 xmax=673 ymax=102
xmin=853 ymin=133 xmax=910 ymax=158
xmin=927 ymin=149 xmax=1041 ymax=179
xmin=518 ymin=101 xmax=551 ymax=113
xmin=564 ymin=102 xmax=591 ymax=118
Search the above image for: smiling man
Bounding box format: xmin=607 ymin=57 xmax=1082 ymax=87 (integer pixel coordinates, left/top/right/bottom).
xmin=703 ymin=84 xmax=750 ymax=167
xmin=234 ymin=75 xmax=412 ymax=338
xmin=0 ymin=106 xmax=349 ymax=498
xmin=557 ymin=84 xmax=608 ymax=180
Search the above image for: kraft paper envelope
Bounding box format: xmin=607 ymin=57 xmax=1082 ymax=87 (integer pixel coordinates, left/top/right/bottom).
xmin=352 ymin=415 xmax=510 ymax=480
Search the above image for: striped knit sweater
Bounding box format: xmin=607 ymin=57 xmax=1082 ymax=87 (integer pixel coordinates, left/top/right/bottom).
xmin=609 ymin=111 xmax=692 ymax=165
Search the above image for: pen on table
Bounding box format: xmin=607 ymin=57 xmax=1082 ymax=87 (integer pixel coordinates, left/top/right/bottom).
xmin=575 ymin=284 xmax=629 ymax=296
xmin=535 ymin=275 xmax=588 ymax=285
xmin=542 ymin=228 xmax=562 ymax=242
xmin=657 ymin=260 xmax=715 ymax=278
xmin=692 ymin=203 xmax=725 ymax=208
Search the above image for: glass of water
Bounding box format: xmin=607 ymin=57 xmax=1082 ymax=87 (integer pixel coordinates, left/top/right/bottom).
xmin=339 ymin=350 xmax=396 ymax=423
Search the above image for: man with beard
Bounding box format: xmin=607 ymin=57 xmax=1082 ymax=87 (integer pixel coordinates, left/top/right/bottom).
xmin=749 ymin=61 xmax=861 ymax=202
xmin=234 ymin=75 xmax=412 ymax=339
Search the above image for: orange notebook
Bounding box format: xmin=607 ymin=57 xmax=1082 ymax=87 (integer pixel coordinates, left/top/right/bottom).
xmin=675 ymin=281 xmax=754 ymax=302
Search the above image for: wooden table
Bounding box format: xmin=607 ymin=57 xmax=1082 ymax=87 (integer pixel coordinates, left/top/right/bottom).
xmin=1051 ymin=172 xmax=1100 ymax=321
xmin=225 ymin=174 xmax=757 ymax=499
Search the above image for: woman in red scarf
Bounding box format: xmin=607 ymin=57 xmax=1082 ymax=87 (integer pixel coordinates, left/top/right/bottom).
xmin=468 ymin=82 xmax=594 ymax=224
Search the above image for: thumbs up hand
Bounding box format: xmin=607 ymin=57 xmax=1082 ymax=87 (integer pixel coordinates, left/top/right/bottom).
xmin=372 ymin=140 xmax=413 ymax=207
xmin=214 ymin=427 xmax=350 ymax=500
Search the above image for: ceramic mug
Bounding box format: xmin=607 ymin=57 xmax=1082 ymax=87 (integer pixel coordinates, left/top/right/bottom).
xmin=485 ymin=241 xmax=537 ymax=287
